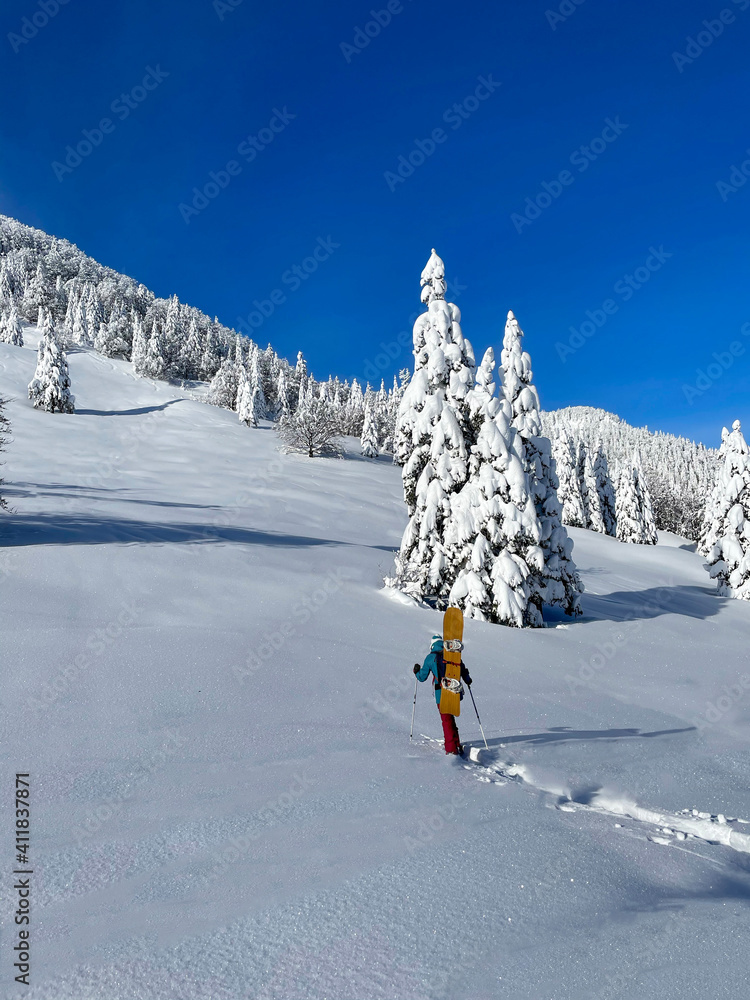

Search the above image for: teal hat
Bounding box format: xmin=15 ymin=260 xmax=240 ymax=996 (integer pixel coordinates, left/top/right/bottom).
xmin=430 ymin=634 xmax=443 ymax=652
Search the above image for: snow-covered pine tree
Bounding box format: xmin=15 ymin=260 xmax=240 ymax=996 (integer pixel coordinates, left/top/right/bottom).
xmin=86 ymin=286 xmax=105 ymax=340
xmin=702 ymin=421 xmax=750 ymax=598
xmin=615 ymin=454 xmax=658 ymax=544
xmin=130 ymin=314 xmax=148 ymax=375
xmin=27 ymin=325 xmax=75 ymax=413
xmin=5 ymin=303 xmax=23 ymax=346
xmin=93 ymin=321 xmax=109 ymax=355
xmin=0 ymin=261 xmax=14 ymax=304
xmin=443 ymin=347 xmax=543 ymax=625
xmin=22 ymin=262 xmax=48 ymax=320
xmin=236 ymin=362 xmax=253 ymax=426
xmin=39 ymin=305 xmax=57 ymax=341
xmin=52 ymin=275 xmax=67 ymax=321
xmin=200 ymin=323 xmax=221 ymax=381
xmin=273 ymin=366 xmax=289 ymax=420
xmin=180 ymin=315 xmax=203 ymax=381
xmin=501 ymin=310 xmax=582 ymax=617
xmin=393 ymin=250 xmax=473 ymax=468
xmin=577 ymin=440 xmax=605 ymax=533
xmin=553 ymin=435 xmax=585 ymax=528
xmin=360 ymin=401 xmax=379 ymax=458
xmin=389 ymin=251 xmax=470 ymax=601
xmin=72 ymin=293 xmax=90 ymax=346
xmin=163 ymin=295 xmax=183 ymax=377
xmin=345 ymin=379 xmax=364 ymax=436
xmin=62 ymin=287 xmax=77 ymax=347
xmin=141 ymin=317 xmax=170 ymax=380
xmin=593 ymin=440 xmax=617 ymax=536
xmin=207 ymin=354 xmax=239 ymax=409
xmin=249 ymin=344 xmax=267 ymax=425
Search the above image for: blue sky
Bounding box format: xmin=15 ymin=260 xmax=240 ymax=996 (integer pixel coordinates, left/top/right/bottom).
xmin=1 ymin=0 xmax=749 ymax=444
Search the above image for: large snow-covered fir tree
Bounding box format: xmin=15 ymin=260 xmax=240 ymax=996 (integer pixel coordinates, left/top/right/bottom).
xmin=27 ymin=325 xmax=75 ymax=413
xmin=443 ymin=347 xmax=543 ymax=625
xmin=615 ymin=455 xmax=658 ymax=545
xmin=701 ymin=420 xmax=750 ymax=599
xmin=501 ymin=311 xmax=582 ymax=618
xmin=390 ymin=251 xmax=470 ymax=600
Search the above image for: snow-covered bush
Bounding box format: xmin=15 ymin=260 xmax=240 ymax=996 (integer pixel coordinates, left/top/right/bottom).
xmin=277 ymin=397 xmax=342 ymax=457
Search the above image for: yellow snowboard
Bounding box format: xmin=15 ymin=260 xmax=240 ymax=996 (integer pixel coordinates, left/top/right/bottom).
xmin=439 ymin=607 xmax=464 ymax=716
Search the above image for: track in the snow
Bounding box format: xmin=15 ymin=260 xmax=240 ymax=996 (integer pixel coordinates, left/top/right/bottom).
xmin=414 ymin=733 xmax=750 ymax=856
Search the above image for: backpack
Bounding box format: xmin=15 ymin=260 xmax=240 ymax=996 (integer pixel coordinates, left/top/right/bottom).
xmin=433 ymin=651 xmax=464 ymax=699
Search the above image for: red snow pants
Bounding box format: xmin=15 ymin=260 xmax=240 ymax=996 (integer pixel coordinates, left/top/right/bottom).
xmin=440 ymin=712 xmax=461 ymax=754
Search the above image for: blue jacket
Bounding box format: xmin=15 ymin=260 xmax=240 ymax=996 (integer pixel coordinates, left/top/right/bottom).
xmin=417 ymin=638 xmax=472 ymax=706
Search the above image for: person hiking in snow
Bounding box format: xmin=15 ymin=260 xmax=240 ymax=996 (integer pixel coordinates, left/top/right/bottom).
xmin=414 ymin=634 xmax=472 ymax=755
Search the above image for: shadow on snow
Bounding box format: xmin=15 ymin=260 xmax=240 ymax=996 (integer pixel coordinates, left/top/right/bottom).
xmin=74 ymin=399 xmax=186 ymax=416
xmin=472 ymin=726 xmax=696 ymax=750
xmin=580 ymin=584 xmax=724 ymax=623
xmin=1 ymin=512 xmax=394 ymax=551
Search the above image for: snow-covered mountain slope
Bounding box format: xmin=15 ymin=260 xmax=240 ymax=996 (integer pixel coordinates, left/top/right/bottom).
xmin=2 ymin=335 xmax=750 ymax=999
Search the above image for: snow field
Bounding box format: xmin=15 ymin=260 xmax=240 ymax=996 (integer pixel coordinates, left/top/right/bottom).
xmin=2 ymin=334 xmax=750 ymax=998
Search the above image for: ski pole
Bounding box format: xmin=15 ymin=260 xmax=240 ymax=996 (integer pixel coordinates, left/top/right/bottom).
xmin=410 ymin=667 xmax=419 ymax=742
xmin=468 ymin=685 xmax=489 ymax=750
